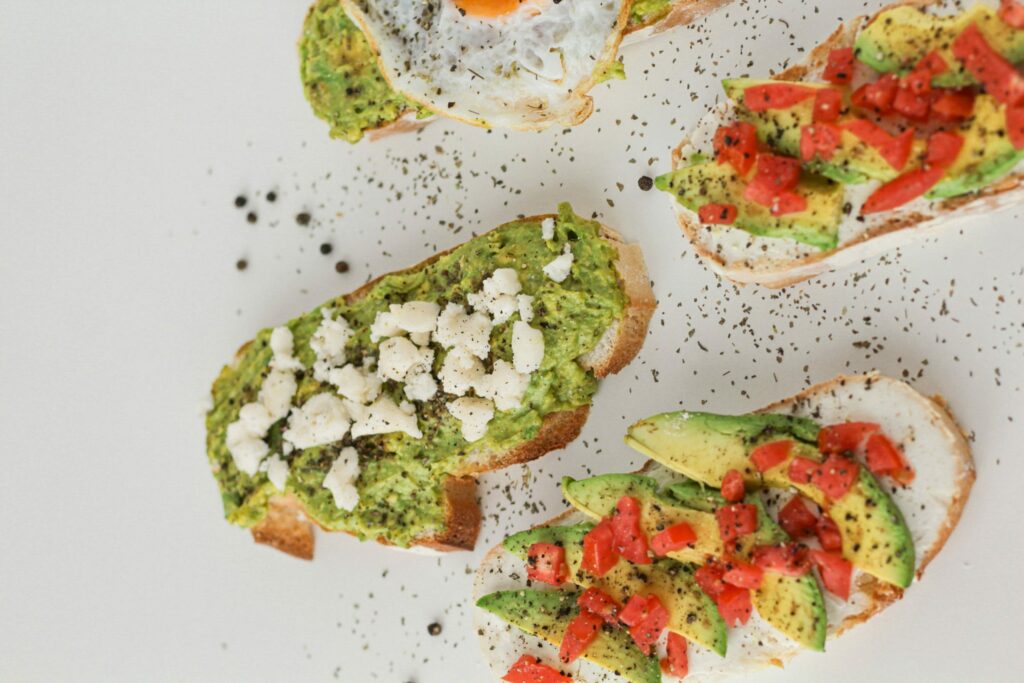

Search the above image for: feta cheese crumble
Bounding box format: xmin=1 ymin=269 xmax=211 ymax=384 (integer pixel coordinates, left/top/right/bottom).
xmin=467 ymin=268 xmax=522 ymax=325
xmin=263 ymin=454 xmax=289 ymax=492
xmin=282 ymin=393 xmax=351 ymax=449
xmin=512 ymin=321 xmax=545 ymax=374
xmin=447 ymin=397 xmax=495 ymax=442
xmin=377 ymin=337 xmax=434 ymax=382
xmin=438 ymin=346 xmax=486 ymax=396
xmin=541 ymin=217 xmax=555 ymax=240
xmin=543 ymin=244 xmax=574 ymax=283
xmin=322 ymin=447 xmax=360 ymax=511
xmin=350 ymin=396 xmax=423 ymax=439
xmin=433 ymin=303 xmax=493 ymax=359
xmin=328 ymin=363 xmax=382 ymax=404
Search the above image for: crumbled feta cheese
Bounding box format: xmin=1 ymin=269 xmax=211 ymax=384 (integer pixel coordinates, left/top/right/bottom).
xmin=467 ymin=268 xmax=521 ymax=325
xmin=369 ymin=310 xmax=402 ymax=342
xmin=410 ymin=331 xmax=432 ymax=347
xmin=225 ymin=421 xmax=269 ymax=476
xmin=438 ymin=346 xmax=486 ymax=396
xmin=517 ymin=294 xmax=534 ymax=323
xmin=541 ymin=217 xmax=555 ymax=240
xmin=476 ymin=360 xmax=530 ymax=411
xmin=309 ymin=311 xmax=353 ymax=381
xmin=282 ymin=394 xmax=351 ymax=449
xmin=512 ymin=321 xmax=545 ymax=374
xmin=377 ymin=337 xmax=434 ymax=382
xmin=322 ymin=447 xmax=360 ymax=511
xmin=238 ymin=402 xmax=274 ymax=436
xmin=350 ymin=396 xmax=423 ymax=439
xmin=257 ymin=368 xmax=298 ymax=422
xmin=434 ymin=303 xmax=493 ymax=359
xmin=263 ymin=453 xmax=289 ymax=492
xmin=369 ymin=301 xmax=441 ymax=341
xmin=543 ymin=244 xmax=574 ymax=283
xmin=447 ymin=397 xmax=495 ymax=442
xmin=404 ymin=370 xmax=438 ymax=402
xmin=269 ymin=326 xmax=303 ymax=371
xmin=328 ymin=363 xmax=381 ymax=404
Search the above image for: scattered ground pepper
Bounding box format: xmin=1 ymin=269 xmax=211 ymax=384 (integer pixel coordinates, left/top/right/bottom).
xmin=235 ymin=259 xmax=247 ymax=271
xmin=246 ymin=211 xmax=257 ymax=224
xmin=234 ymin=195 xmax=247 ymax=208
xmin=638 ymin=175 xmax=654 ymax=191
xmin=335 ymin=260 xmax=349 ymax=273
xmin=427 ymin=622 xmax=442 ymax=636
xmin=266 ymin=191 xmax=277 ymax=203
xmin=320 ymin=242 xmax=333 ymax=255
xmin=296 ymin=211 xmax=311 ymax=226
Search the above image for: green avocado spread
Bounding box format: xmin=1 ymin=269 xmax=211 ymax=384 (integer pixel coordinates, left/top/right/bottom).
xmin=206 ymin=204 xmax=626 ymax=546
xmin=629 ymin=0 xmax=673 ymax=28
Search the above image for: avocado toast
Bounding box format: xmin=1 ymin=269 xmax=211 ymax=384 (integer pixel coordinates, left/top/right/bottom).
xmin=474 ymin=374 xmax=973 ymax=681
xmin=657 ymin=0 xmax=1024 ymax=287
xmin=205 ymin=204 xmax=655 ymax=559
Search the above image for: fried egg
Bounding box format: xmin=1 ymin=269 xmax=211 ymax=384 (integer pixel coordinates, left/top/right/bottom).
xmin=344 ymin=0 xmax=630 ymax=130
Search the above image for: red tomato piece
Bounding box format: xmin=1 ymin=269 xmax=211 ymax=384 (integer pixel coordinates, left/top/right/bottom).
xmin=577 ymin=587 xmax=621 ymax=624
xmin=697 ymin=202 xmax=739 ymax=225
xmin=852 ymin=73 xmax=899 ymax=114
xmin=581 ymin=519 xmax=619 ymax=577
xmin=1000 ymin=0 xmax=1024 ymax=29
xmin=627 ymin=597 xmax=669 ymax=656
xmin=788 ymin=456 xmax=819 ymax=484
xmin=823 ymin=47 xmax=855 ymax=85
xmin=926 ymin=130 xmax=965 ymax=169
xmin=818 ymin=421 xmax=880 ymax=455
xmin=749 ymin=439 xmax=793 ymax=472
xmin=778 ymin=496 xmax=819 ymax=539
xmin=810 ymin=550 xmax=853 ymax=601
xmin=800 ymin=122 xmax=842 ymax=161
xmin=503 ymin=655 xmax=572 ymax=683
xmin=931 ymin=89 xmax=977 ymax=121
xmin=661 ymin=632 xmax=689 ymax=679
xmin=952 ymin=23 xmax=1024 ymax=106
xmin=528 ymin=543 xmax=568 ymax=586
xmin=743 ymin=83 xmax=818 ymax=111
xmin=1007 ymin=103 xmax=1024 ymax=149
xmin=816 ymin=514 xmax=843 ymax=553
xmin=754 ymin=154 xmax=802 ymax=191
xmin=716 ymin=503 xmax=759 ymax=543
xmin=861 ymin=129 xmax=965 ymax=213
xmin=612 ymin=496 xmax=651 ymax=565
xmin=771 ymin=190 xmax=808 ymax=216
xmin=619 ymin=594 xmax=652 ymax=627
xmin=752 ymin=543 xmax=812 ymax=577
xmin=559 ymin=610 xmax=603 ymax=664
xmin=713 ymin=122 xmax=759 ymax=175
xmin=865 ymin=433 xmax=916 ymax=485
xmin=715 ymin=585 xmax=753 ymax=627
xmin=810 ymin=454 xmax=860 ymax=500
xmin=722 ymin=560 xmax=764 ymax=590
xmin=720 ymin=469 xmax=746 ymax=503
xmin=694 ymin=562 xmax=727 ymax=598
xmin=813 ymin=88 xmax=844 ymax=123
xmin=651 ymin=523 xmax=698 ymax=556
xmin=842 ymin=120 xmax=914 ymax=171
xmin=918 ymin=50 xmax=950 ymax=79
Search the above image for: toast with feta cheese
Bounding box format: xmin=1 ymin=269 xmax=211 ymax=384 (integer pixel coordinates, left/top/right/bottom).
xmin=658 ymin=0 xmax=1024 ymax=288
xmin=205 ymin=205 xmax=655 ymax=560
xmin=473 ymin=373 xmax=974 ymax=681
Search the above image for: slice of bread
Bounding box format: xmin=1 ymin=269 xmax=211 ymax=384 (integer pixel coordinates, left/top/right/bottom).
xmin=474 ymin=373 xmax=974 ymax=680
xmin=663 ymin=0 xmax=1024 ymax=288
xmin=224 ymin=215 xmax=655 ymax=559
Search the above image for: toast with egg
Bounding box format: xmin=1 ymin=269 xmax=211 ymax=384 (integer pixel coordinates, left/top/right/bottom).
xmin=206 ymin=205 xmax=655 ymax=560
xmin=473 ymin=373 xmax=973 ymax=681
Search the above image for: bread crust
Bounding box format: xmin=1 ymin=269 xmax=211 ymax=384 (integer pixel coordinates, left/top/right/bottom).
xmin=667 ymin=0 xmax=1024 ymax=288
xmin=237 ymin=213 xmax=653 ymax=558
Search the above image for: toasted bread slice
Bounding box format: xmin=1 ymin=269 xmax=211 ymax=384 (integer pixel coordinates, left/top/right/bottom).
xmin=473 ymin=373 xmax=973 ymax=680
xmin=662 ymin=1 xmax=1024 ymax=288
xmin=209 ymin=212 xmax=655 ymax=560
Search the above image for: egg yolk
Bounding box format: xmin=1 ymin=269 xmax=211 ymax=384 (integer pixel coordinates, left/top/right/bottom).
xmin=452 ymin=0 xmax=527 ymax=18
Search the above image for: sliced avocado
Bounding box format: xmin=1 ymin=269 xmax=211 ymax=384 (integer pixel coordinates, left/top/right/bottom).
xmin=505 ymin=524 xmax=728 ymax=656
xmin=655 ymin=159 xmax=844 ymax=250
xmin=477 ymin=589 xmax=661 ymax=683
xmin=928 ymin=94 xmax=1024 ymax=198
xmin=854 ymin=5 xmax=1024 ymax=88
xmin=626 ymin=411 xmax=915 ymax=588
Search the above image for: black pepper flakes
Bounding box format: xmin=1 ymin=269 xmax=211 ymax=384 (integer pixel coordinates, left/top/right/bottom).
xmin=234 ymin=195 xmax=247 ymax=208
xmin=427 ymin=622 xmax=442 ymax=636
xmin=638 ymin=175 xmax=654 ymax=191
xmin=266 ymin=191 xmax=277 ymax=203
xmin=246 ymin=211 xmax=257 ymax=224
xmin=320 ymin=242 xmax=333 ymax=255
xmin=296 ymin=211 xmax=311 ymax=226
xmin=335 ymin=260 xmax=350 ymax=274
xmin=235 ymin=259 xmax=248 ymax=271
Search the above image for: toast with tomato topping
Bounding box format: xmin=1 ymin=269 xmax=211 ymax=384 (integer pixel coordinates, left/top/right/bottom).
xmin=657 ymin=0 xmax=1024 ymax=287
xmin=474 ymin=374 xmax=973 ymax=681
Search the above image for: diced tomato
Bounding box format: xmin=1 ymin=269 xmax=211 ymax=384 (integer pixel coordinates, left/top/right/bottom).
xmin=722 ymin=560 xmax=764 ymax=590
xmin=503 ymin=655 xmax=572 ymax=683
xmin=818 ymin=421 xmax=880 ymax=455
xmin=750 ymin=439 xmax=793 ymax=472
xmin=788 ymin=456 xmax=818 ymax=484
xmin=713 ymin=122 xmax=759 ymax=175
xmin=918 ymin=50 xmax=950 ymax=79
xmin=813 ymin=88 xmax=844 ymax=123
xmin=863 ymin=164 xmax=944 ymax=211
xmin=720 ymin=469 xmax=746 ymax=503
xmin=1007 ymin=103 xmax=1024 ymax=149
xmin=815 ymin=514 xmax=843 ymax=553
xmin=800 ymin=122 xmax=842 ymax=161
xmin=852 ymin=73 xmax=899 ymax=114
xmin=865 ymin=433 xmax=916 ymax=485
xmin=559 ymin=610 xmax=603 ymax=664
xmin=698 ymin=203 xmax=738 ymax=225
xmin=694 ymin=562 xmax=727 ymax=598
xmin=823 ymin=47 xmax=855 ymax=86
xmin=581 ymin=519 xmax=619 ymax=577
xmin=716 ymin=503 xmax=759 ymax=543
xmin=952 ymin=23 xmax=1024 ymax=106
xmin=661 ymin=632 xmax=689 ymax=679
xmin=619 ymin=594 xmax=653 ymax=627
xmin=752 ymin=543 xmax=812 ymax=577
xmin=930 ymin=89 xmax=976 ymax=121
xmin=926 ymin=130 xmax=965 ymax=169
xmin=715 ymin=585 xmax=753 ymax=627
xmin=651 ymin=522 xmax=698 ymax=556
xmin=743 ymin=83 xmax=818 ymax=111
xmin=612 ymin=496 xmax=651 ymax=565
xmin=842 ymin=120 xmax=913 ymax=171
xmin=527 ymin=543 xmax=568 ymax=586
xmin=1000 ymin=0 xmax=1024 ymax=29
xmin=778 ymin=496 xmax=819 ymax=539
xmin=771 ymin=190 xmax=808 ymax=216
xmin=810 ymin=550 xmax=853 ymax=601
xmin=754 ymin=154 xmax=802 ymax=191
xmin=577 ymin=587 xmax=621 ymax=624
xmin=810 ymin=454 xmax=860 ymax=500
xmin=742 ymin=176 xmax=777 ymax=206
xmin=626 ymin=596 xmax=669 ymax=655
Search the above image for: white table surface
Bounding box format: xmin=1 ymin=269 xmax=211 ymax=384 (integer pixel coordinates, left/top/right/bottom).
xmin=2 ymin=1 xmax=1022 ymax=681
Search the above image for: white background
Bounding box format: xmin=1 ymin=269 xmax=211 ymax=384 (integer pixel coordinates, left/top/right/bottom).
xmin=1 ymin=1 xmax=1022 ymax=681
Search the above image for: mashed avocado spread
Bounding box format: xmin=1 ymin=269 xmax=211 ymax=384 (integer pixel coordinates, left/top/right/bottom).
xmin=629 ymin=0 xmax=672 ymax=27
xmin=206 ymin=205 xmax=626 ymax=546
